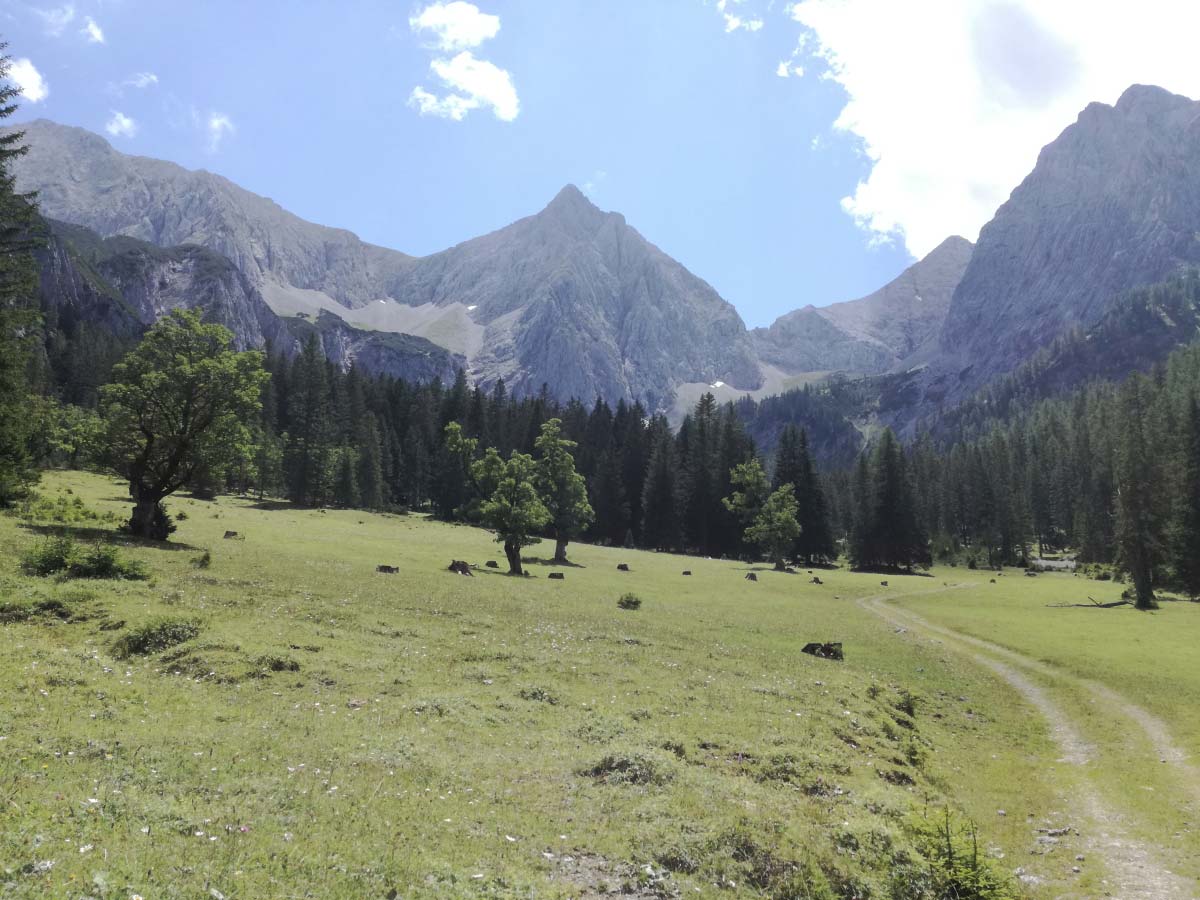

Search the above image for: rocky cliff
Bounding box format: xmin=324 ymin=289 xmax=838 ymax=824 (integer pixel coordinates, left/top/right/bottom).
xmin=36 ymin=220 xmax=463 ymax=384
xmin=752 ymin=236 xmax=972 ymax=375
xmin=938 ymin=85 xmax=1200 ymax=393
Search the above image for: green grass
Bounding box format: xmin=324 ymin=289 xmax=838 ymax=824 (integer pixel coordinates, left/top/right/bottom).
xmin=0 ymin=471 xmax=1179 ymax=898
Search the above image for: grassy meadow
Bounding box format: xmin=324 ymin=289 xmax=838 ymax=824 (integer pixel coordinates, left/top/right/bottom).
xmin=0 ymin=471 xmax=1196 ymax=898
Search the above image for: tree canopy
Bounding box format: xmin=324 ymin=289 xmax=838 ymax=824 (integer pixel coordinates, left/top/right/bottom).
xmin=100 ymin=310 xmax=267 ymax=538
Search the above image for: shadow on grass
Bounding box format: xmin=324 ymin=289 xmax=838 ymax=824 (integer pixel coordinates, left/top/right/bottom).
xmin=522 ymin=557 xmax=587 ymax=569
xmin=249 ymin=500 xmax=294 ymax=512
xmin=851 ymin=566 xmax=935 ymax=578
xmin=19 ymin=521 xmax=201 ymax=552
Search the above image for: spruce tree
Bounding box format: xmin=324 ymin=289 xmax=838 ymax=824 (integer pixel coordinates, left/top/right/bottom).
xmin=1114 ymin=376 xmax=1164 ymax=609
xmin=0 ymin=46 xmax=41 ymax=504
xmin=641 ymin=418 xmax=681 ymax=551
xmin=1171 ymin=396 xmax=1200 ymax=598
xmin=284 ymin=335 xmax=333 ymax=506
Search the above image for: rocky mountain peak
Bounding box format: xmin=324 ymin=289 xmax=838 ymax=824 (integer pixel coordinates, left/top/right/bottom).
xmin=534 ymin=183 xmax=612 ymax=235
xmin=936 ymin=82 xmax=1200 ymax=396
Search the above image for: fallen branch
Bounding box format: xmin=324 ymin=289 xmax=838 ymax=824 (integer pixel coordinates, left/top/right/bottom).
xmin=1046 ymin=597 xmax=1130 ymax=609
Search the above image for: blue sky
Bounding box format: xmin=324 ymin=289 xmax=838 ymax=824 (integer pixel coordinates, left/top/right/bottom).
xmin=6 ymin=0 xmax=1200 ymax=327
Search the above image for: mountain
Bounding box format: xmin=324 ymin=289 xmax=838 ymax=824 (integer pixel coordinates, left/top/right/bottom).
xmin=937 ymin=84 xmax=1200 ymax=395
xmin=8 ymin=122 xmax=762 ymax=409
xmin=752 ymin=236 xmax=972 ymax=376
xmin=10 ymin=119 xmax=412 ymax=309
xmin=388 ymin=185 xmax=761 ymax=408
xmin=35 ymin=220 xmax=464 ymax=384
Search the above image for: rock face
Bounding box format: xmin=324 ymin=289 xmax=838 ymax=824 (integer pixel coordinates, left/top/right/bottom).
xmin=9 ymin=119 xmax=412 ymax=308
xmin=284 ymin=310 xmax=465 ymax=385
xmin=938 ymin=84 xmax=1200 ymax=393
xmin=752 ymin=237 xmax=972 ymax=375
xmin=35 ymin=220 xmax=463 ymax=384
xmin=391 ymin=185 xmax=762 ymax=408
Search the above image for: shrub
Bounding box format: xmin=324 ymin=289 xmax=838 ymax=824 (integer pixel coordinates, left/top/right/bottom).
xmin=893 ymin=809 xmax=1017 ymax=900
xmin=895 ymin=689 xmax=920 ymax=718
xmin=68 ymin=544 xmax=147 ymax=580
xmin=20 ymin=537 xmax=146 ymax=580
xmin=518 ymin=686 xmax=559 ymax=705
xmin=617 ymin=592 xmax=642 ymax=610
xmin=582 ymin=748 xmax=676 ymax=785
xmin=255 ymin=654 xmax=300 ymax=673
xmin=112 ymin=617 xmax=201 ymax=657
xmin=192 ymin=550 xmax=212 ymax=569
xmin=20 ymin=536 xmax=77 ymax=576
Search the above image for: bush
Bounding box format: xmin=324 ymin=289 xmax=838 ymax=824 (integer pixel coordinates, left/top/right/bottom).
xmin=893 ymin=809 xmax=1016 ymax=900
xmin=20 ymin=535 xmax=77 ymax=576
xmin=68 ymin=544 xmax=147 ymax=580
xmin=617 ymin=592 xmax=642 ymax=610
xmin=518 ymin=686 xmax=559 ymax=705
xmin=582 ymin=748 xmax=676 ymax=785
xmin=112 ymin=617 xmax=201 ymax=657
xmin=20 ymin=537 xmax=146 ymax=580
xmin=192 ymin=550 xmax=212 ymax=569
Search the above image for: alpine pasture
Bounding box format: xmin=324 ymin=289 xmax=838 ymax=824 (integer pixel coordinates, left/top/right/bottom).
xmin=1 ymin=472 xmax=1196 ymax=899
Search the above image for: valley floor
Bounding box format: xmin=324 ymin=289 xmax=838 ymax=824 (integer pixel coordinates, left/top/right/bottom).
xmin=0 ymin=472 xmax=1196 ymax=898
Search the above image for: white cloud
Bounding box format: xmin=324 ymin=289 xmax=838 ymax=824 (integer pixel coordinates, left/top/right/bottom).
xmin=206 ymin=112 xmax=234 ymax=151
xmin=9 ymin=58 xmax=49 ymax=103
xmin=105 ymin=110 xmax=136 ymax=138
xmin=409 ymin=51 xmax=519 ymax=122
xmin=410 ymin=1 xmax=500 ymax=51
xmin=125 ymin=72 xmax=158 ymax=89
xmin=787 ymin=0 xmax=1200 ymax=257
xmin=407 ymin=4 xmax=518 ymax=123
xmin=716 ymin=0 xmax=763 ymax=33
xmin=582 ymin=170 xmax=607 ymax=197
xmin=82 ymin=15 xmax=105 ymax=44
xmin=35 ymin=3 xmax=75 ymax=36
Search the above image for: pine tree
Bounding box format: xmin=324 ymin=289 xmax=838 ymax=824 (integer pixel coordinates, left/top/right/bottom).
xmin=0 ymin=46 xmax=42 ymax=504
xmin=333 ymin=446 xmax=361 ymax=508
xmin=284 ymin=335 xmax=333 ymax=506
xmin=1114 ymin=376 xmax=1165 ymax=609
xmin=1171 ymin=396 xmax=1200 ymax=598
xmin=589 ymin=450 xmax=629 ymax=545
xmin=641 ymin=418 xmax=681 ymax=551
xmin=357 ymin=416 xmax=386 ymax=510
xmin=773 ymin=425 xmax=834 ymax=564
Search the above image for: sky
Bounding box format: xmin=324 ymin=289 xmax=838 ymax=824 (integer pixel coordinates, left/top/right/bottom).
xmin=4 ymin=0 xmax=1200 ymax=327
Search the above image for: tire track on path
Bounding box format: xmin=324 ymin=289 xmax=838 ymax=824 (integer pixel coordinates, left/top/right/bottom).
xmin=859 ymin=589 xmax=1197 ymax=900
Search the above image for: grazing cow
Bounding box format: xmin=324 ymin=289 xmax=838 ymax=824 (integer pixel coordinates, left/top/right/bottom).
xmin=801 ymin=642 xmax=844 ymax=661
xmin=745 ymin=573 xmax=757 ymax=582
xmin=223 ymin=530 xmax=239 ymax=539
xmin=810 ymin=576 xmax=823 ymax=585
xmin=682 ymin=570 xmax=692 ymax=576
xmin=485 ymin=561 xmax=500 ymax=568
xmin=548 ymin=572 xmax=565 ymax=580
xmin=880 ymin=581 xmax=889 ymax=587
xmin=447 ymin=560 xmax=473 ymax=576
xmin=617 ymin=563 xmax=630 ymax=572
xmin=376 ymin=565 xmax=399 ymax=574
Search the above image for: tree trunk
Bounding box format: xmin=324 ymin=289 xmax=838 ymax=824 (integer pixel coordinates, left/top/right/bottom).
xmin=128 ymin=486 xmax=172 ymax=541
xmin=553 ymin=537 xmax=569 ymax=564
xmin=504 ymin=539 xmax=523 ymax=576
xmin=774 ymin=558 xmax=787 ymax=571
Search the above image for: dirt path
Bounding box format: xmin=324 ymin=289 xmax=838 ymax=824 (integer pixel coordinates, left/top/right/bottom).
xmin=860 ymin=590 xmax=1198 ymax=900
